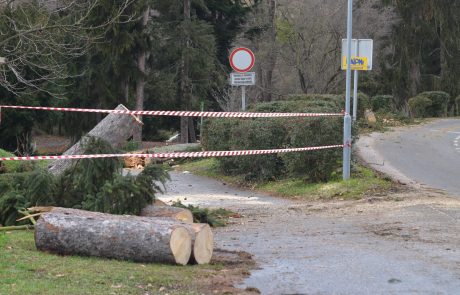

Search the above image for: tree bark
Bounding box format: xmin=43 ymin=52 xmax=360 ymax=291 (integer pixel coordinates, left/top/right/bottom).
xmin=134 ymin=7 xmax=150 ymax=142
xmin=48 ymin=104 xmax=142 ymax=175
xmin=179 ymin=0 xmax=195 ymax=143
xmin=140 ymin=205 xmax=194 ymax=223
xmin=35 ymin=208 xmax=192 ymax=265
xmin=262 ymin=0 xmax=277 ymax=101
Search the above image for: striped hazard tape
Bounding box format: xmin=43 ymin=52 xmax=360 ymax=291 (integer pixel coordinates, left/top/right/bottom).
xmin=0 ymin=145 xmax=343 ymax=161
xmin=0 ymin=105 xmax=344 ymax=118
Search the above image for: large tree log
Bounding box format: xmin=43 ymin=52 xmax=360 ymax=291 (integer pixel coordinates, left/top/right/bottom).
xmin=140 ymin=205 xmax=194 ymax=223
xmin=35 ymin=208 xmax=192 ymax=265
xmin=48 ymin=104 xmax=142 ymax=175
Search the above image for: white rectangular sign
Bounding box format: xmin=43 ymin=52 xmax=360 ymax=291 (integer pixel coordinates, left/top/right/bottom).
xmin=230 ymin=72 xmax=256 ymax=86
xmin=341 ymin=39 xmax=373 ymax=71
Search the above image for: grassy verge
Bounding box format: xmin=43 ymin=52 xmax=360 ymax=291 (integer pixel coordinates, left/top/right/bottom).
xmin=0 ymin=231 xmax=252 ymax=295
xmin=0 ymin=149 xmax=48 ymax=173
xmin=177 ymin=159 xmax=393 ymax=200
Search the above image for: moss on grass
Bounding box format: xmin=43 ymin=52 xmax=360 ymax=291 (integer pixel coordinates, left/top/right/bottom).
xmin=0 ymin=231 xmax=224 ymax=295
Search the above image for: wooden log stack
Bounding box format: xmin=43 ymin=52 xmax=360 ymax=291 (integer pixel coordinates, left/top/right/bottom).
xmin=34 ymin=206 xmax=213 ymax=265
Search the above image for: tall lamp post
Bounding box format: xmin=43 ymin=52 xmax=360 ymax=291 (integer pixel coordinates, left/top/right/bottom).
xmin=343 ymin=0 xmax=353 ymax=180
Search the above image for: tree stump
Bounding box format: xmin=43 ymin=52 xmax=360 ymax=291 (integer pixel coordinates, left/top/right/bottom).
xmin=48 ymin=104 xmax=143 ymax=175
xmin=35 ymin=208 xmax=192 ymax=265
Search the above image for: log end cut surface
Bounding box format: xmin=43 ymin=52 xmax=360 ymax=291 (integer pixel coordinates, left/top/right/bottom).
xmin=192 ymin=224 xmax=214 ymax=264
xmin=170 ymin=227 xmax=193 ymax=265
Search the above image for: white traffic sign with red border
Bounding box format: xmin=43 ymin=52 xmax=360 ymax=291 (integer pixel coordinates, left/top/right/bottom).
xmin=229 ymin=47 xmax=255 ymax=73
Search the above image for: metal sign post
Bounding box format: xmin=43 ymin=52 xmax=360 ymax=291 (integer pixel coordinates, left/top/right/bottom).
xmin=341 ymin=39 xmax=374 ymax=121
xmin=343 ymin=0 xmax=353 ymax=181
xmin=353 ymin=41 xmax=359 ymax=122
xmin=229 ymin=48 xmax=256 ymax=111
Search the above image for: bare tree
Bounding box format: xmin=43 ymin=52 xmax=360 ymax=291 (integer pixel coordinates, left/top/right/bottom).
xmin=0 ymin=0 xmax=134 ymax=96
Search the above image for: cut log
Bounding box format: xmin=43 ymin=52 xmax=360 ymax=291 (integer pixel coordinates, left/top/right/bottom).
xmin=48 ymin=104 xmax=143 ymax=175
xmin=140 ymin=205 xmax=194 ymax=223
xmin=35 ymin=208 xmax=192 ymax=265
xmin=188 ymin=223 xmax=213 ymax=265
xmin=139 ymin=205 xmax=213 ymax=264
xmin=124 ymin=155 xmax=145 ymax=169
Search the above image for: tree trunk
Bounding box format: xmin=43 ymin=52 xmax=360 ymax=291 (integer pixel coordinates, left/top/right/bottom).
xmin=140 ymin=205 xmax=194 ymax=223
xmin=48 ymin=104 xmax=142 ymax=175
xmin=180 ymin=0 xmax=195 ymax=144
xmin=35 ymin=208 xmax=192 ymax=265
xmin=134 ymin=7 xmax=150 ymax=142
xmin=262 ymin=0 xmax=277 ymax=102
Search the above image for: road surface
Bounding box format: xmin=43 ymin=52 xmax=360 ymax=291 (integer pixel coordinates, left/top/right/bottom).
xmin=159 ymin=171 xmax=460 ymax=295
xmin=357 ymin=119 xmax=460 ymax=197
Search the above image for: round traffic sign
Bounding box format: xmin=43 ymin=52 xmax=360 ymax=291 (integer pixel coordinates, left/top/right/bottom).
xmin=229 ymin=47 xmax=255 ymax=73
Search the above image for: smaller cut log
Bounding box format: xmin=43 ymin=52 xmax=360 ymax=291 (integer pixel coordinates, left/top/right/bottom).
xmin=35 ymin=208 xmax=192 ymax=265
xmin=140 ymin=205 xmax=194 ymax=223
xmin=188 ymin=223 xmax=213 ymax=265
xmin=154 ymin=199 xmax=168 ymax=207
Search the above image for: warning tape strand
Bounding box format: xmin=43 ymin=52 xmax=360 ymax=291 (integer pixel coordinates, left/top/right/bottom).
xmin=0 ymin=145 xmax=343 ymax=161
xmin=0 ymin=105 xmax=344 ymax=118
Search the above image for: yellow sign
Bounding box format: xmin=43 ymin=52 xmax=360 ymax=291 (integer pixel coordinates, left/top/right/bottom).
xmin=342 ymin=56 xmax=369 ymax=71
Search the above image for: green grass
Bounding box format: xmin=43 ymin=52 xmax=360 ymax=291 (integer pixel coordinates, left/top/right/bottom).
xmin=178 ymin=159 xmax=392 ymax=200
xmin=0 ymin=148 xmax=48 ymax=173
xmin=0 ymin=149 xmax=21 ymax=173
xmin=257 ymin=166 xmax=391 ymax=200
xmin=0 ymin=231 xmax=223 ymax=295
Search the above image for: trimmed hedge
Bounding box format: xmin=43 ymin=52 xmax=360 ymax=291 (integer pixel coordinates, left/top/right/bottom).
xmin=371 ymin=95 xmax=393 ymax=113
xmin=409 ymin=91 xmax=450 ymax=118
xmin=203 ymin=95 xmax=344 ymax=182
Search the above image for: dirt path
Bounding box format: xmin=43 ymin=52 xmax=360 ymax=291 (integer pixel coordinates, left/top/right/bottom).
xmin=160 ymin=171 xmax=460 ymax=294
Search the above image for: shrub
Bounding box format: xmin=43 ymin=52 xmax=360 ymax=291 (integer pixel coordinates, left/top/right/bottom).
xmin=409 ymin=91 xmax=450 ymax=118
xmin=203 ymin=95 xmax=344 ymax=182
xmin=371 ymin=95 xmax=394 ymax=113
xmin=408 ymin=95 xmax=433 ymax=118
xmin=422 ymin=91 xmax=450 ymax=117
xmin=354 ymin=92 xmax=371 ymax=119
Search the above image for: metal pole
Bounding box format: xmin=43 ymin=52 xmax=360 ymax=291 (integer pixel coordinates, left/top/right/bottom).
xmin=352 ymin=40 xmax=359 ymax=121
xmin=352 ymin=70 xmax=359 ymax=121
xmin=343 ymin=0 xmax=353 ymax=180
xmin=200 ymin=101 xmax=204 ymax=140
xmin=242 ymin=86 xmax=246 ymax=111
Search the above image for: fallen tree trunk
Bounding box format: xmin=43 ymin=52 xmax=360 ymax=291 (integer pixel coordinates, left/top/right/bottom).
xmin=140 ymin=205 xmax=194 ymax=223
xmin=48 ymin=104 xmax=143 ymax=175
xmin=35 ymin=208 xmax=192 ymax=265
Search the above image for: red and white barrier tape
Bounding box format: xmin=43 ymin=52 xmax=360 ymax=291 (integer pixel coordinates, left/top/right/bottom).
xmin=0 ymin=105 xmax=344 ymax=118
xmin=0 ymin=145 xmax=343 ymax=161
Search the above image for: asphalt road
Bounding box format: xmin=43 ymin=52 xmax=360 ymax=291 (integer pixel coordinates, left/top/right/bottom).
xmin=161 ymin=171 xmax=460 ymax=294
xmin=357 ymin=119 xmax=460 ymax=197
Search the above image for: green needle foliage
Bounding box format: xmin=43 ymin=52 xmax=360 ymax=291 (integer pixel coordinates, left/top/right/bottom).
xmin=0 ymin=137 xmax=169 ymax=226
xmin=172 ymin=201 xmax=234 ymax=227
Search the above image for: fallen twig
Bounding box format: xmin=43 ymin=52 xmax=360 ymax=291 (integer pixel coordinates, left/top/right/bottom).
xmin=0 ymin=225 xmax=35 ymax=231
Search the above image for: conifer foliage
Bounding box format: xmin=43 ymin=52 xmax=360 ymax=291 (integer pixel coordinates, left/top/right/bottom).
xmin=0 ymin=138 xmax=169 ymax=226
